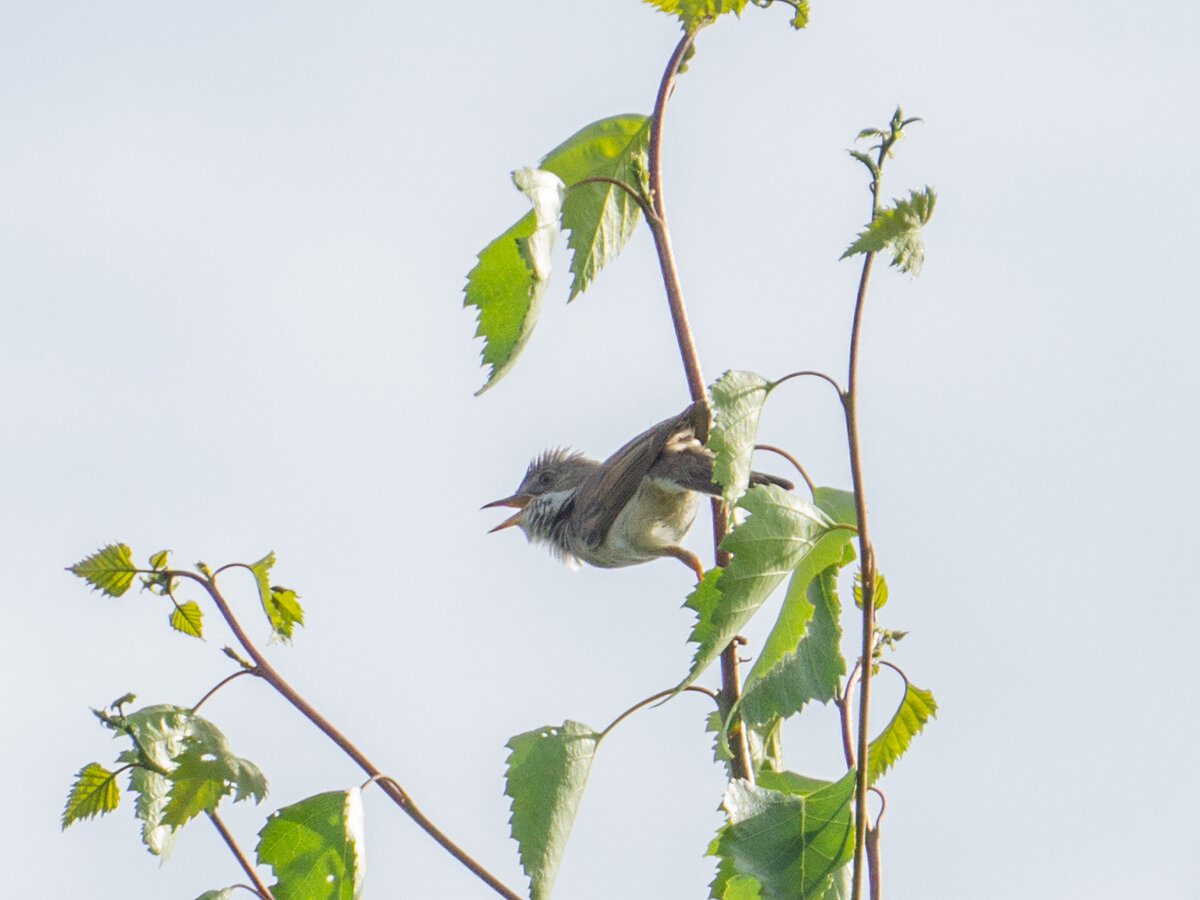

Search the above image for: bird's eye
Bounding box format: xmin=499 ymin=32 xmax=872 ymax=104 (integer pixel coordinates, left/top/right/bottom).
xmin=538 ymin=471 xmax=553 ymax=487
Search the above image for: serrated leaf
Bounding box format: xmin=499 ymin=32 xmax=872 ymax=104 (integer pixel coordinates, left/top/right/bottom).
xmin=714 ymin=770 xmax=856 ymax=900
xmin=853 ymin=571 xmax=888 ymax=611
xmin=170 ymin=601 xmax=204 ymax=638
xmin=708 ymin=370 xmax=773 ymax=506
xmin=547 ymin=116 xmax=651 ymax=300
xmin=505 ymin=721 xmax=600 ymax=900
xmin=866 ymin=682 xmax=937 ymax=785
xmin=267 ymin=586 xmax=304 ymax=641
xmin=740 ymin=562 xmax=849 ymax=726
xmin=840 ymin=187 xmax=936 ymax=275
xmin=128 ymin=758 xmax=176 ymax=857
xmin=248 ymin=554 xmax=303 ymax=641
xmin=115 ymin=705 xmax=267 ymax=854
xmin=681 ymin=486 xmax=834 ymax=689
xmin=642 ymin=0 xmax=750 ymax=28
xmin=258 ymin=789 xmax=365 ymax=900
xmin=464 ymin=115 xmax=649 ymax=395
xmin=62 ymin=762 xmax=121 ymax=828
xmin=163 ymin=746 xmax=267 ymax=828
xmin=69 ymin=543 xmax=137 ymax=597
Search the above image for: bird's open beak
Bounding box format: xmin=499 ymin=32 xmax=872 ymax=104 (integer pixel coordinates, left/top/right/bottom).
xmin=482 ymin=493 xmax=531 ymax=532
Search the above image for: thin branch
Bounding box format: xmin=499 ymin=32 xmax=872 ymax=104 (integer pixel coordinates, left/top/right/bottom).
xmin=753 ymin=444 xmax=815 ymax=496
xmin=647 ymin=27 xmax=707 ymax=410
xmin=191 ymin=669 xmax=253 ymax=713
xmin=599 ymin=684 xmax=719 ymax=740
xmin=567 ymin=175 xmax=660 ymax=226
xmin=179 ymin=570 xmax=524 ymax=900
xmin=209 ymin=810 xmax=274 ymax=900
xmin=645 ymin=25 xmax=755 ymax=786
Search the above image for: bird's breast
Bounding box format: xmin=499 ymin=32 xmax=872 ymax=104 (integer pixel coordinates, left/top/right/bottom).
xmin=578 ymin=478 xmax=700 ymax=568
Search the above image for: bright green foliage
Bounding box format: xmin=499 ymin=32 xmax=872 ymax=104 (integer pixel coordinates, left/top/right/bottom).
xmin=866 ymin=682 xmax=937 ymax=785
xmin=249 ymin=552 xmax=304 ymax=641
xmin=464 ymin=212 xmax=541 ymax=395
xmin=149 ymin=549 xmax=170 ymax=570
xmin=682 ymin=486 xmax=834 ymax=689
xmin=162 ymin=742 xmax=268 ymax=828
xmin=170 ymin=600 xmax=204 ymax=638
xmin=713 ymin=770 xmax=856 ymax=900
xmin=853 ymin=571 xmax=888 ymax=610
xmin=841 ymin=187 xmax=936 ymax=276
xmin=708 ymin=369 xmax=773 ymax=506
xmin=505 ymin=720 xmax=600 ymax=900
xmin=547 ymin=116 xmax=651 ymax=300
xmin=642 ymin=0 xmax=749 ymax=28
xmin=62 ymin=762 xmax=121 ymax=828
xmin=465 ymin=115 xmax=650 ymax=394
xmin=70 ymin=543 xmax=137 ymax=597
xmin=740 ymin=561 xmax=849 ymax=727
xmin=257 ymin=789 xmax=365 ymax=900
xmin=643 ymin=0 xmax=808 ymax=30
xmin=93 ymin=704 xmax=267 ymax=856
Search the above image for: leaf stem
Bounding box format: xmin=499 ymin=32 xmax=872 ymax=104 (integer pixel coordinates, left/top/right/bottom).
xmin=598 ymin=684 xmax=719 ymax=740
xmin=752 ymin=443 xmax=815 ymax=496
xmin=771 ymin=369 xmax=844 ymax=397
xmin=208 ymin=809 xmax=275 ymax=900
xmin=174 ymin=570 xmax=525 ymax=900
xmin=191 ymin=669 xmax=252 ymax=713
xmin=567 ymin=175 xmax=660 ymax=226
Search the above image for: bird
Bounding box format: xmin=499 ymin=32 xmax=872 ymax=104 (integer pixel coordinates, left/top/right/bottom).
xmin=483 ymin=403 xmax=794 ymax=580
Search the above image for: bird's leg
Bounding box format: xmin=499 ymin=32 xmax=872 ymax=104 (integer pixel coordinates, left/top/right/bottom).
xmin=664 ymin=546 xmax=706 ymax=582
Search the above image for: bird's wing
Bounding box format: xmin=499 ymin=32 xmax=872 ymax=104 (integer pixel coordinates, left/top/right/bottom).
xmin=570 ymin=404 xmax=700 ymax=548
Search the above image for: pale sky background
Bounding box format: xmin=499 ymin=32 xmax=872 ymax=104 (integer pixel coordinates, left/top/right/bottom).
xmin=4 ymin=2 xmax=1199 ymax=898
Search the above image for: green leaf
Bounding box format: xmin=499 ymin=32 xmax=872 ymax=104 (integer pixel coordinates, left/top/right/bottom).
xmin=642 ymin=0 xmax=750 ymax=28
xmin=465 ymin=115 xmax=650 ymax=395
xmin=163 ymin=744 xmax=267 ymax=828
xmin=464 ymin=212 xmax=543 ymax=395
xmin=811 ymin=487 xmax=857 ymax=528
xmin=249 ymin=553 xmax=304 ymax=641
xmin=840 ymin=187 xmax=937 ymax=276
xmin=866 ymin=682 xmax=937 ymax=785
xmin=681 ymin=486 xmax=834 ymax=689
xmin=853 ymin=571 xmax=888 ymax=611
xmin=258 ymin=789 xmax=365 ymax=900
xmin=170 ymin=600 xmax=204 ymax=638
xmin=113 ymin=705 xmax=267 ymax=853
xmin=548 ymin=116 xmax=651 ymax=300
xmin=267 ymin=586 xmax=304 ymax=641
xmin=714 ymin=770 xmax=856 ymax=900
xmin=149 ymin=549 xmax=170 ymax=570
xmin=505 ymin=721 xmax=600 ymax=900
xmin=708 ymin=370 xmax=774 ymax=507
xmin=127 ymin=761 xmax=176 ymax=857
xmin=62 ymin=762 xmax=121 ymax=828
xmin=69 ymin=543 xmax=137 ymax=597
xmin=739 ymin=561 xmax=849 ymax=726
xmin=194 ymin=891 xmax=235 ymax=900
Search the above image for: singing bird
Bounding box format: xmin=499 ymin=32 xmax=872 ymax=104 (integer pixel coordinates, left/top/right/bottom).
xmin=484 ymin=404 xmax=793 ymax=579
